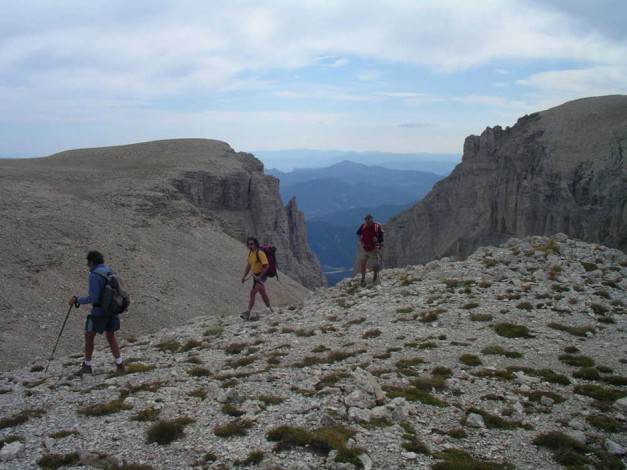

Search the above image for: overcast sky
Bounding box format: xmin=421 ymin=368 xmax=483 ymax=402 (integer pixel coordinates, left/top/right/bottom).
xmin=1 ymin=0 xmax=626 ymax=160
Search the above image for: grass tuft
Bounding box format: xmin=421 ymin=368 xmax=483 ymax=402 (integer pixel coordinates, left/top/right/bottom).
xmin=146 ymin=417 xmax=195 ymax=445
xmin=493 ymin=322 xmax=532 ymax=338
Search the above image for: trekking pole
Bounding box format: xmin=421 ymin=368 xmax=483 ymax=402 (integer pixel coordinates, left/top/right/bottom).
xmin=44 ymin=304 xmax=73 ymax=374
xmin=376 ymin=247 xmax=383 ymax=284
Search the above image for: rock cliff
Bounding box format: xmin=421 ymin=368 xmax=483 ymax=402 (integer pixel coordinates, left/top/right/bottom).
xmin=384 ymin=95 xmax=627 ymax=268
xmin=0 ymin=139 xmax=323 ymax=371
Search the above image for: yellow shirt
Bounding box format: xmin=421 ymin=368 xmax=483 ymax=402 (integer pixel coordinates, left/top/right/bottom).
xmin=247 ymin=249 xmax=268 ymax=275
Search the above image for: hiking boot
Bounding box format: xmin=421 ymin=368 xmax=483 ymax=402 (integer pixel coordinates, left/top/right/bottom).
xmin=360 ymin=278 xmax=366 ymax=287
xmin=372 ymin=273 xmax=378 ymax=283
xmin=74 ymin=362 xmax=92 ymax=377
xmin=249 ymin=313 xmax=259 ymax=321
xmin=240 ymin=311 xmax=250 ymax=321
xmin=115 ymin=362 xmax=126 ymax=374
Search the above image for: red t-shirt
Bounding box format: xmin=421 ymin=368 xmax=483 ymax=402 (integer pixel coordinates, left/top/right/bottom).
xmin=357 ymin=222 xmax=382 ymax=251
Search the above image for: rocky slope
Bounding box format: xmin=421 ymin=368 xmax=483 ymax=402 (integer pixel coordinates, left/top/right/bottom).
xmin=1 ymin=235 xmax=625 ymax=469
xmin=384 ymin=95 xmax=627 ymax=269
xmin=0 ymin=139 xmax=324 ymax=372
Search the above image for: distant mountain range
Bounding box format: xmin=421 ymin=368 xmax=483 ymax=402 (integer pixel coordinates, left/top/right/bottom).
xmin=267 ymin=160 xmax=448 ymax=285
xmin=256 ymin=149 xmax=460 ymax=174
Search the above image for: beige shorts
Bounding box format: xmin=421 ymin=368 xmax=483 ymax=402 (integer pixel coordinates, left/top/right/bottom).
xmin=360 ymin=248 xmax=378 ymax=262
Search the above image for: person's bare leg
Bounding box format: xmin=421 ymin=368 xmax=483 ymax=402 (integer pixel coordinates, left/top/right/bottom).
xmin=106 ymin=331 xmax=121 ymax=360
xmin=84 ymin=332 xmax=96 ymax=361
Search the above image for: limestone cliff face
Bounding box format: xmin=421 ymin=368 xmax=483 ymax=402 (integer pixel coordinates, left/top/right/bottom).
xmin=173 ymin=158 xmax=326 ymax=288
xmin=385 ymin=95 xmax=627 ymax=268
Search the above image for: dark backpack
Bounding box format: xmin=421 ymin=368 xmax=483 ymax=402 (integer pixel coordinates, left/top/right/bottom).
xmin=257 ymin=244 xmax=278 ymax=279
xmin=94 ymin=269 xmax=131 ymax=316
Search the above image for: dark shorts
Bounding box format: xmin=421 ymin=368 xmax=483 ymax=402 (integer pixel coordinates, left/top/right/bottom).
xmin=85 ymin=315 xmax=120 ymax=334
xmin=252 ymin=275 xmax=267 ymax=286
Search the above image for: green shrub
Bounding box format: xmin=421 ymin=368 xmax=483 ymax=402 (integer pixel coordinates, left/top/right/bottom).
xmin=131 ymin=407 xmax=160 ymax=422
xmin=146 ymin=418 xmax=195 ymax=445
xmin=481 ymin=344 xmax=522 ymax=358
xmin=469 ymin=313 xmax=493 ymax=322
xmin=494 ymin=322 xmax=532 ymax=338
xmin=0 ymin=408 xmax=46 ymax=429
xmin=36 ymin=452 xmax=80 ymax=469
xmin=433 ymin=449 xmax=514 ymax=470
xmin=459 ymin=354 xmax=482 ymax=367
xmin=77 ymin=399 xmax=132 ymax=417
xmin=213 ymin=418 xmax=254 ymax=437
xmin=362 ymin=328 xmax=382 ymax=339
xmin=558 ymin=354 xmax=595 ymax=367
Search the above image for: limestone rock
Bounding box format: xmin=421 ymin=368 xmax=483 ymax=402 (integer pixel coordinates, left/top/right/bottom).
xmin=385 ymin=95 xmax=627 ymax=269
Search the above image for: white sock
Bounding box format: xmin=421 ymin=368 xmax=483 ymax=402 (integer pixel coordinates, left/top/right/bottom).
xmin=115 ymin=357 xmax=123 ymax=365
xmin=84 ymin=360 xmax=92 ymax=366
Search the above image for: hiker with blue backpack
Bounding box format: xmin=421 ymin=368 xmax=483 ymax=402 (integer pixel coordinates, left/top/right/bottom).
xmin=68 ymin=250 xmax=126 ymax=376
xmin=240 ymin=236 xmax=275 ymax=321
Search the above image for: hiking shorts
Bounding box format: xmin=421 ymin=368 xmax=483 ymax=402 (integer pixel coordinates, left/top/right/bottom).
xmin=85 ymin=315 xmax=120 ymax=334
xmin=252 ymin=275 xmax=267 ymax=286
xmin=360 ymin=248 xmax=378 ymax=262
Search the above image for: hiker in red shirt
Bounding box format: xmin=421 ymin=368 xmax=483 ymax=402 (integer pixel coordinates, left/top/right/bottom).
xmin=356 ymin=214 xmax=384 ymax=287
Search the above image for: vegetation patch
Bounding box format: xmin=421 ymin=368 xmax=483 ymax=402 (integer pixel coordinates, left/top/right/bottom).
xmin=146 ymin=417 xmax=195 ymax=445
xmin=203 ymin=327 xmax=223 ymax=337
xmin=77 ymin=398 xmax=132 ymax=417
xmin=516 ymin=301 xmax=534 ymax=310
xmin=558 ymin=354 xmax=595 ymax=367
xmin=316 ymin=371 xmax=352 ymax=391
xmin=49 ymin=429 xmax=80 ymax=439
xmin=213 ymin=418 xmax=254 ymax=437
xmin=258 ymin=395 xmax=285 ymax=406
xmin=362 ymin=328 xmax=382 ymax=339
xmin=233 ymin=450 xmax=265 ymax=466
xmin=396 ymin=307 xmax=413 ymax=314
xmin=225 ymin=356 xmax=257 ymax=368
xmin=472 ymin=369 xmax=515 ymax=381
xmin=481 ymin=344 xmax=522 ymax=358
xmin=464 ymin=407 xmax=523 ymax=430
xmin=574 ymin=384 xmax=625 ymax=404
xmin=36 ymin=452 xmax=80 ymax=469
xmin=532 ymin=431 xmax=621 ymax=469
xmin=225 ymin=342 xmax=248 ymax=355
xmin=131 ymin=407 xmax=161 ymax=422
xmin=385 ymin=375 xmax=449 ymax=408
xmin=587 ymin=414 xmax=623 ymax=432
xmin=294 ymin=349 xmax=364 ymax=368
xmin=433 ymin=449 xmax=514 ymax=470
xmin=549 ymin=322 xmax=596 ymax=337
xmin=507 ymin=366 xmax=570 ymax=385
xmin=122 ymin=363 xmax=155 ymax=375
xmin=267 ymin=424 xmax=365 ymax=467
xmin=0 ymin=408 xmax=46 ymax=429
xmin=573 ymin=367 xmax=601 ymax=380
xmin=155 ymin=341 xmax=180 ymax=353
xmin=187 ymin=366 xmax=213 ymax=377
xmin=470 ymin=313 xmax=493 ymax=322
xmin=221 ymin=403 xmax=245 ymax=417
xmin=180 ymin=339 xmax=204 ymax=351
xmin=525 ymin=391 xmax=566 ymax=404
xmin=493 ymin=322 xmax=532 ymax=338
xmin=459 ymin=354 xmax=482 ymax=367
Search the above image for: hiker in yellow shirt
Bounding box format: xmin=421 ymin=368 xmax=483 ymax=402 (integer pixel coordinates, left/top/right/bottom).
xmin=241 ymin=236 xmax=273 ymax=321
